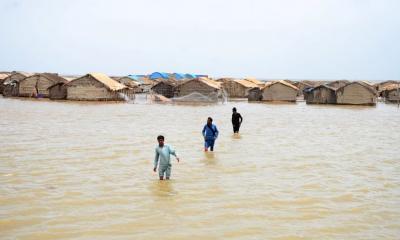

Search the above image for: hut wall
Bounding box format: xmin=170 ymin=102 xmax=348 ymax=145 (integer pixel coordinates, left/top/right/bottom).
xmin=387 ymin=89 xmax=400 ymax=102
xmin=337 ymin=84 xmax=376 ymax=105
xmin=66 ymin=76 xmax=123 ymax=101
xmin=49 ymin=85 xmax=67 ymax=100
xmin=222 ymin=81 xmax=247 ymax=98
xmin=178 ymin=81 xmax=219 ymax=97
xmin=152 ymin=83 xmax=175 ymax=98
xmin=262 ymin=84 xmax=297 ymax=101
xmin=3 ymin=83 xmax=19 ymax=97
xmin=248 ymin=88 xmax=262 ymax=101
xmin=19 ymin=76 xmax=39 ymax=97
xmin=306 ymin=88 xmax=336 ymax=104
xmin=37 ymin=76 xmax=54 ymax=97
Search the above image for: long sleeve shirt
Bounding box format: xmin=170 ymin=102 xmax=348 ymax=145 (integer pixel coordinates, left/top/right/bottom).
xmin=202 ymin=124 xmax=219 ymax=140
xmin=154 ymin=144 xmax=177 ymax=168
xmin=232 ymin=112 xmax=243 ymax=124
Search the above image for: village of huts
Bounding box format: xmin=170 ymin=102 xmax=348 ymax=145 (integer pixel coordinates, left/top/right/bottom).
xmin=1 ymin=70 xmax=399 ymax=105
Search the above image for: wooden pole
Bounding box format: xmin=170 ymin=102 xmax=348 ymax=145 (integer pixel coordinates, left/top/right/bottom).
xmin=397 ymin=84 xmax=399 ymax=108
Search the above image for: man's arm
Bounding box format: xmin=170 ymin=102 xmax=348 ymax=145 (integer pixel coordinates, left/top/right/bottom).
xmin=202 ymin=125 xmax=206 ymax=138
xmin=214 ymin=125 xmax=219 ymax=138
xmin=239 ymin=114 xmax=243 ymax=124
xmin=169 ymin=146 xmax=180 ymax=162
xmin=153 ymin=148 xmax=159 ymax=171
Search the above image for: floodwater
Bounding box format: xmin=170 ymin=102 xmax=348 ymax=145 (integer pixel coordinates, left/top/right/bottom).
xmin=0 ymin=97 xmax=399 ymax=240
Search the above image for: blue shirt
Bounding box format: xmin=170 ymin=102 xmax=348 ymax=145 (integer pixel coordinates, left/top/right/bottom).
xmin=154 ymin=144 xmax=177 ymax=168
xmin=202 ymin=124 xmax=219 ymax=140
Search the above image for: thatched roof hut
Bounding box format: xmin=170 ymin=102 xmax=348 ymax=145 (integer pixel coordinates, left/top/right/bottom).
xmin=222 ymin=79 xmax=259 ymax=98
xmin=381 ymin=84 xmax=400 ymax=102
xmin=66 ymin=73 xmax=128 ymax=101
xmin=305 ymin=85 xmax=337 ymax=104
xmin=175 ymin=77 xmax=222 ymax=101
xmin=261 ymin=80 xmax=299 ymax=102
xmin=248 ymin=87 xmax=262 ymax=101
xmin=336 ymin=81 xmax=377 ymax=105
xmin=19 ymin=73 xmax=67 ymax=98
xmin=1 ymin=72 xmax=32 ymax=95
xmin=151 ymin=80 xmax=177 ymax=98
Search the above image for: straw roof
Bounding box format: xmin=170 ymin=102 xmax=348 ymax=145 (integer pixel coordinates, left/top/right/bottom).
xmin=0 ymin=73 xmax=10 ymax=80
xmin=234 ymin=79 xmax=259 ymax=88
xmin=179 ymin=77 xmax=221 ymax=89
xmin=67 ymin=73 xmax=127 ymax=91
xmin=382 ymin=83 xmax=400 ymax=91
xmin=198 ymin=77 xmax=221 ymax=89
xmin=244 ymin=77 xmax=263 ymax=85
xmin=262 ymin=80 xmax=299 ymax=90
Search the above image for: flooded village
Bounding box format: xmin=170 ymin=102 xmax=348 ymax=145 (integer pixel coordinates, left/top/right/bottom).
xmin=1 ymin=70 xmax=399 ymax=105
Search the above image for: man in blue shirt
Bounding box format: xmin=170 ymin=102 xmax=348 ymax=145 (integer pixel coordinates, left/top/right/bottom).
xmin=202 ymin=117 xmax=219 ymax=152
xmin=153 ymin=135 xmax=180 ymax=180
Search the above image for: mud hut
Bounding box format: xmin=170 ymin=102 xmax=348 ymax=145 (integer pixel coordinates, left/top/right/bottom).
xmin=1 ymin=72 xmax=31 ymax=95
xmin=305 ymin=85 xmax=337 ymax=104
xmin=175 ymin=77 xmax=221 ymax=100
xmin=248 ymin=87 xmax=262 ymax=101
xmin=66 ymin=73 xmax=128 ymax=101
xmin=336 ymin=81 xmax=377 ymax=105
xmin=381 ymin=84 xmax=400 ymax=102
xmin=222 ymin=79 xmax=258 ymax=98
xmin=19 ymin=73 xmax=67 ymax=98
xmin=261 ymin=80 xmax=299 ymax=102
xmin=151 ymin=80 xmax=176 ymax=98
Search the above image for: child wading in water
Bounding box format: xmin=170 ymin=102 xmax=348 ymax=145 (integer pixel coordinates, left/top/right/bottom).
xmin=153 ymin=135 xmax=180 ymax=180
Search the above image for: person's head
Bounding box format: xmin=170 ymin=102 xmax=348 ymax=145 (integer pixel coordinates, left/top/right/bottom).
xmin=207 ymin=117 xmax=213 ymax=125
xmin=232 ymin=107 xmax=237 ymax=113
xmin=157 ymin=135 xmax=164 ymax=146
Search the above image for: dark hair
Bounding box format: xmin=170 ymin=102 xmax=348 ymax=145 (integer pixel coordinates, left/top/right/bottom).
xmin=207 ymin=117 xmax=213 ymax=122
xmin=157 ymin=135 xmax=164 ymax=141
xmin=232 ymin=107 xmax=237 ymax=112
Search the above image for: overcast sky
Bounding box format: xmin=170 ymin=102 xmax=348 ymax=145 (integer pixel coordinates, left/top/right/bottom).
xmin=0 ymin=0 xmax=399 ymax=79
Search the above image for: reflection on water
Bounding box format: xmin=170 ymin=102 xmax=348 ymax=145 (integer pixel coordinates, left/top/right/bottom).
xmin=0 ymin=98 xmax=400 ymax=239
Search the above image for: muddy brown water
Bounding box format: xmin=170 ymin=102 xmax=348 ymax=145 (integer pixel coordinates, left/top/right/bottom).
xmin=1 ymin=97 xmax=399 ymax=239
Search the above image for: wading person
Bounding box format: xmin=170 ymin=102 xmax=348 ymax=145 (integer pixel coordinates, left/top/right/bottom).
xmin=202 ymin=117 xmax=219 ymax=152
xmin=153 ymin=135 xmax=180 ymax=180
xmin=231 ymin=107 xmax=243 ymax=134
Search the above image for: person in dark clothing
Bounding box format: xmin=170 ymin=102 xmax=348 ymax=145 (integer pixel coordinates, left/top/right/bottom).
xmin=232 ymin=107 xmax=243 ymax=133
